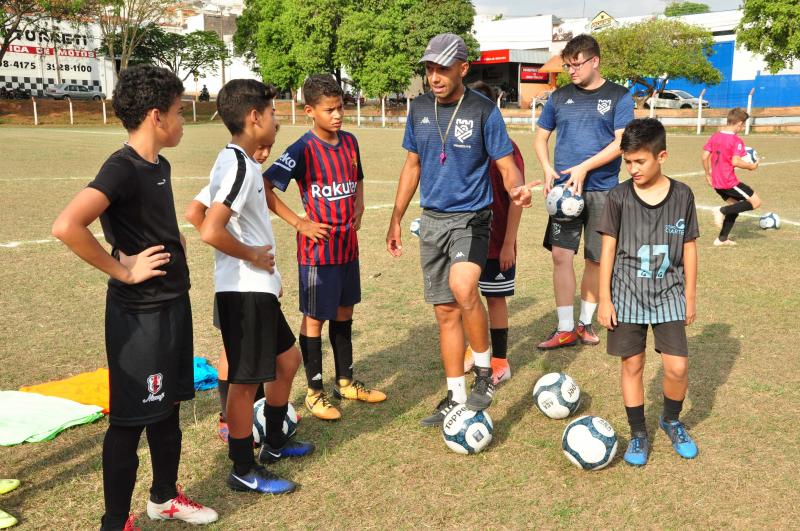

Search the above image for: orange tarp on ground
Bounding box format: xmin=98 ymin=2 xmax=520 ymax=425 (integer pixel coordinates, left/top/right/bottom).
xmin=20 ymin=368 xmax=109 ymax=413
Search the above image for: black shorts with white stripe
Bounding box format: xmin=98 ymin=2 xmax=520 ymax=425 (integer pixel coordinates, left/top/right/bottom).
xmin=715 ymin=181 xmax=755 ymax=202
xmin=478 ymin=259 xmax=516 ymax=298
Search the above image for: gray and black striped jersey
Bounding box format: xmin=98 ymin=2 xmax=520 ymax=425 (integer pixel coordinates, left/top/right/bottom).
xmin=597 ymin=178 xmax=699 ymax=324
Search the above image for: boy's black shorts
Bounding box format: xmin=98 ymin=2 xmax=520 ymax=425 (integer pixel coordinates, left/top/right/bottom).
xmin=216 ymin=292 xmax=296 ymax=384
xmin=106 ymin=293 xmax=195 ymax=426
xmin=715 ymin=182 xmax=754 ymax=202
xmin=607 ymin=321 xmax=688 ymax=358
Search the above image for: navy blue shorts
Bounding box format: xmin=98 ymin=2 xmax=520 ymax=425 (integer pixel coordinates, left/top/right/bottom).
xmin=478 ymin=259 xmax=516 ymax=298
xmin=299 ymin=260 xmax=361 ymax=321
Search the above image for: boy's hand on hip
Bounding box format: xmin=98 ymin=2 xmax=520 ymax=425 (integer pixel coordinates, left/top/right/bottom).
xmin=118 ymin=245 xmax=169 ymax=284
xmin=296 ymin=218 xmax=331 ymax=243
xmin=598 ymin=299 xmax=617 ymax=330
xmin=250 ymin=245 xmax=275 ymax=273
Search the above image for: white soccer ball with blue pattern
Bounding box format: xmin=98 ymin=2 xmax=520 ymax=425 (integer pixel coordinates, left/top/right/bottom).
xmin=532 ymin=372 xmax=581 ymax=419
xmin=409 ymin=217 xmax=421 ymax=237
xmin=742 ymin=146 xmax=758 ymax=164
xmin=545 ymin=185 xmax=584 ymax=221
xmin=562 ymin=415 xmax=618 ymax=470
xmin=253 ymin=398 xmax=299 ymax=447
xmin=759 ymin=212 xmax=781 ymax=230
xmin=442 ymin=404 xmax=493 ymax=454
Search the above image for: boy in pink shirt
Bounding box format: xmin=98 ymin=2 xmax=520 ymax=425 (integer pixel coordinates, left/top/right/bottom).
xmin=702 ymin=108 xmax=761 ymax=246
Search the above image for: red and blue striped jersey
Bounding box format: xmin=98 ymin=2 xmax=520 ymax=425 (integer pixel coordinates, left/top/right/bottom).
xmin=265 ymin=130 xmax=364 ymax=265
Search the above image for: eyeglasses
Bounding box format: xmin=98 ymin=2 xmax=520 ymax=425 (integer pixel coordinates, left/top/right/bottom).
xmin=562 ymin=56 xmax=595 ymax=72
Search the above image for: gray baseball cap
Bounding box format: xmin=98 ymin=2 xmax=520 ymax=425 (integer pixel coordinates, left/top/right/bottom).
xmin=419 ymin=33 xmax=468 ymax=66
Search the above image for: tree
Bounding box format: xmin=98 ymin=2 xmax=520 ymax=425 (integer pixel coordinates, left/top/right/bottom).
xmin=151 ymin=28 xmax=227 ymax=81
xmin=88 ymin=0 xmax=174 ymax=72
xmin=0 ymin=0 xmax=87 ymax=65
xmin=664 ymin=2 xmax=710 ymax=17
xmin=737 ymin=0 xmax=800 ymax=74
xmin=336 ymin=0 xmax=478 ymax=98
xmin=595 ymin=17 xmax=721 ymax=94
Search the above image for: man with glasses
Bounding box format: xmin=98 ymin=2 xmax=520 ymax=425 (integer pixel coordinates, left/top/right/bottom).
xmin=533 ymin=34 xmax=634 ymax=350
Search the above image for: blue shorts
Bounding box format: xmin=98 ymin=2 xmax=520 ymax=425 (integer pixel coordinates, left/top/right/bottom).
xmin=298 ymin=260 xmax=361 ymax=321
xmin=478 ymin=259 xmax=516 ymax=298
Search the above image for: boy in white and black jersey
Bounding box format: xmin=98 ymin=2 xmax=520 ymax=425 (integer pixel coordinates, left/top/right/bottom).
xmin=52 ymin=65 xmax=217 ymax=530
xmin=199 ymin=79 xmax=313 ymax=495
xmin=598 ymin=119 xmax=699 ymax=467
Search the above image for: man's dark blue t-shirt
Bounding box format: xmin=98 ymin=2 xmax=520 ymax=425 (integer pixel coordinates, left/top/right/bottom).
xmin=403 ymin=88 xmax=513 ymax=212
xmin=537 ymin=81 xmax=634 ymax=191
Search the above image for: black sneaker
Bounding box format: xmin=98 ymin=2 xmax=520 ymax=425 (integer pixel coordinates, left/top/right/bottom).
xmin=419 ymin=391 xmax=458 ymax=427
xmin=466 ymin=366 xmax=495 ymax=411
xmin=258 ymin=439 xmax=315 ymax=464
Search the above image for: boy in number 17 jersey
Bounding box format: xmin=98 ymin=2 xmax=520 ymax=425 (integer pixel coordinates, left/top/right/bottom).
xmin=264 ymin=74 xmax=386 ymax=421
xmin=597 ymin=119 xmax=700 ymax=467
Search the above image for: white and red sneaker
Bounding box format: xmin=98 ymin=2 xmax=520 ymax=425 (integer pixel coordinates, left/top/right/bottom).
xmin=122 ymin=514 xmax=140 ymax=531
xmin=146 ymin=486 xmax=218 ymax=525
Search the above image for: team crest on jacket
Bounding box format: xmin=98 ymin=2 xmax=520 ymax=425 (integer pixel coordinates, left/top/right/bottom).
xmin=147 ymin=373 xmax=163 ymax=395
xmin=454 ymin=119 xmax=474 ymax=142
xmin=597 ymin=99 xmax=612 ymax=115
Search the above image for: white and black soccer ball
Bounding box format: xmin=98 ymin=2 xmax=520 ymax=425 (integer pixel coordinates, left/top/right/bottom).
xmin=442 ymin=404 xmax=493 ymax=454
xmin=532 ymin=372 xmax=581 ymax=419
xmin=253 ymin=398 xmax=299 ymax=447
xmin=545 ymin=185 xmax=584 ymax=221
xmin=562 ymin=415 xmax=618 ymax=471
xmin=409 ymin=217 xmax=421 ymax=237
xmin=759 ymin=212 xmax=781 ymax=230
xmin=742 ymin=146 xmax=758 ymax=164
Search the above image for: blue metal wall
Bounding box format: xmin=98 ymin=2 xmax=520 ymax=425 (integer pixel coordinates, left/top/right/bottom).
xmin=635 ymin=41 xmax=800 ymax=108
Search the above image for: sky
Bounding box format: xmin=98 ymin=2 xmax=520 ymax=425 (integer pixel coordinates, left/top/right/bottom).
xmin=472 ymin=0 xmax=742 ymax=19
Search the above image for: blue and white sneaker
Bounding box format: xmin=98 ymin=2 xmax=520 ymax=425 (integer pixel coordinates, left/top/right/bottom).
xmin=227 ymin=466 xmax=296 ymax=494
xmin=623 ymin=433 xmax=650 ymax=466
xmin=659 ymin=416 xmax=698 ymax=459
xmin=258 ymin=439 xmax=315 ymax=464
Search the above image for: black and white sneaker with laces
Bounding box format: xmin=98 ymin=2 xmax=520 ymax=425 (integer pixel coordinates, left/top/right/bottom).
xmin=419 ymin=391 xmax=458 ymax=427
xmin=466 ymin=366 xmax=495 ymax=411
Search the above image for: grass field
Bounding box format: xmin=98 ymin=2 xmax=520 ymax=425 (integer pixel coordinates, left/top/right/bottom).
xmin=1 ymin=122 xmax=799 ymax=530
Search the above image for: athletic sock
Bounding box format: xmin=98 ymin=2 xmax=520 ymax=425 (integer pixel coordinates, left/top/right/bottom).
xmin=557 ymin=305 xmax=574 ymax=332
xmin=447 ymin=376 xmax=467 ymax=404
xmin=625 ymin=405 xmax=646 ymax=435
xmin=720 ymin=200 xmax=754 ymax=216
xmin=719 ymin=213 xmax=738 ymax=241
xmin=102 ymin=423 xmax=145 ymax=528
xmin=490 ymin=328 xmax=508 ymax=360
xmin=265 ymin=403 xmax=288 ymax=449
xmin=228 ymin=435 xmax=256 ymax=476
xmin=471 ymin=348 xmax=491 ymax=368
xmin=217 ymin=379 xmax=229 ymax=421
xmin=146 ymin=405 xmax=180 ymax=504
xmin=579 ymin=300 xmax=597 ymax=326
xmin=329 ymin=319 xmax=354 ymax=382
xmin=299 ymin=334 xmax=324 ymax=391
xmin=663 ymin=395 xmax=684 ymax=423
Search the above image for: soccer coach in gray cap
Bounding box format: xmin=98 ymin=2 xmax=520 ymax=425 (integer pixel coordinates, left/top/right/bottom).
xmin=387 ymin=33 xmax=538 ymax=427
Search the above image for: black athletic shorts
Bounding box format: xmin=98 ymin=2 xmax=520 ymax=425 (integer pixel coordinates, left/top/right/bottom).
xmin=715 ymin=182 xmax=754 ymax=202
xmin=478 ymin=259 xmax=516 ymax=298
xmin=606 ymin=321 xmax=688 ymax=358
xmin=543 ymin=190 xmax=608 ymax=262
xmin=216 ymin=292 xmax=296 ymax=384
xmin=105 ymin=293 xmax=195 ymax=426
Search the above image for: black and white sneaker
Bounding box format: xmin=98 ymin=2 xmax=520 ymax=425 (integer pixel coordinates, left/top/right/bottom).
xmin=419 ymin=391 xmax=458 ymax=427
xmin=466 ymin=366 xmax=495 ymax=411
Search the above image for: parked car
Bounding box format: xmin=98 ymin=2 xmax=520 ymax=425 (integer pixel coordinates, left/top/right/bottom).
xmin=644 ymin=89 xmax=709 ymax=110
xmin=44 ymin=83 xmax=105 ymax=101
xmin=343 ymin=92 xmax=365 ymax=106
xmin=530 ymin=90 xmax=553 ymax=110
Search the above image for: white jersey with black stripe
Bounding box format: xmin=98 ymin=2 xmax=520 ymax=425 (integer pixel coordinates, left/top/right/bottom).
xmin=209 ymin=143 xmax=281 ymax=295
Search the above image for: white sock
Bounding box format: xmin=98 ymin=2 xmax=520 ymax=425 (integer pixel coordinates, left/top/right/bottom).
xmin=447 ymin=376 xmax=467 ymax=404
xmin=471 ymin=349 xmax=491 ymax=369
xmin=579 ymin=300 xmax=598 ymax=325
xmin=557 ymin=306 xmax=574 ymax=332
